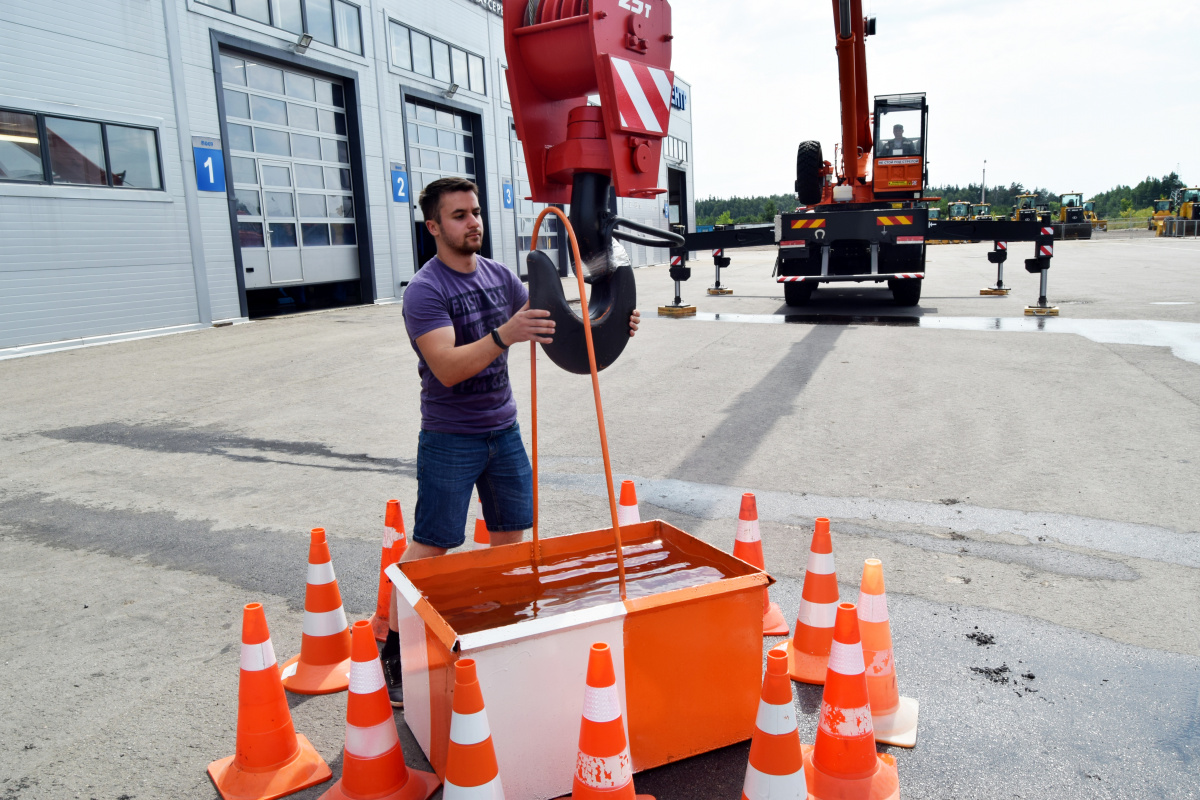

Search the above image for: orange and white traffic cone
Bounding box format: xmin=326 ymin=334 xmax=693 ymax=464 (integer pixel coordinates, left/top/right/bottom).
xmin=569 ymin=643 xmax=653 ymax=800
xmin=772 ymin=517 xmax=839 ymax=684
xmin=732 ymin=493 xmax=790 ymax=637
xmin=616 ymin=481 xmax=640 ymax=527
xmin=207 ymin=603 xmax=331 ymax=800
xmin=858 ymin=559 xmax=919 ymax=748
xmin=369 ymin=500 xmax=409 ymax=642
xmin=471 ymin=496 xmax=490 ymax=549
xmin=319 ymin=621 xmax=439 ymax=800
xmin=281 ymin=528 xmax=353 ymax=695
xmin=741 ymin=649 xmax=805 ymax=799
xmin=801 ymin=603 xmax=900 ymax=800
xmin=443 ymin=658 xmax=504 ymax=799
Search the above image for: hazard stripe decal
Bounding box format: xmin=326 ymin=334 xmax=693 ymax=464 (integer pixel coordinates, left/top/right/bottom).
xmin=876 ymin=216 xmax=914 ymax=225
xmin=610 ymin=57 xmax=672 ymax=135
xmin=790 ymin=219 xmax=826 ymax=229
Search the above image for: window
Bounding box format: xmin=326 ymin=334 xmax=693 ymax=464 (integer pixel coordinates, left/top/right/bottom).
xmin=663 ymin=135 xmax=688 ymax=164
xmin=198 ymin=0 xmax=269 ymax=25
xmin=389 ymin=22 xmax=487 ymax=94
xmin=199 ymin=0 xmax=361 ymax=55
xmin=0 ymin=107 xmax=162 ymax=189
xmin=0 ymin=110 xmax=45 ymax=182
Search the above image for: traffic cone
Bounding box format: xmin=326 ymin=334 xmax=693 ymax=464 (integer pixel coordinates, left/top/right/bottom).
xmin=732 ymin=493 xmax=790 ymax=636
xmin=858 ymin=559 xmax=919 ymax=748
xmin=443 ymin=658 xmax=505 ymax=799
xmin=801 ymin=603 xmax=900 ymax=800
xmin=281 ymin=528 xmax=353 ymax=695
xmin=616 ymin=481 xmax=640 ymax=527
xmin=207 ymin=603 xmax=331 ymax=800
xmin=741 ymin=649 xmax=805 ymax=799
xmin=569 ymin=643 xmax=653 ymax=800
xmin=472 ymin=496 xmax=490 ymax=549
xmin=772 ymin=518 xmax=839 ymax=684
xmin=319 ymin=621 xmax=439 ymax=800
xmin=369 ymin=500 xmax=409 ymax=642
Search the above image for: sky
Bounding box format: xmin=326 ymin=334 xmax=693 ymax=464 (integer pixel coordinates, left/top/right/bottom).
xmin=670 ymin=0 xmax=1200 ymax=200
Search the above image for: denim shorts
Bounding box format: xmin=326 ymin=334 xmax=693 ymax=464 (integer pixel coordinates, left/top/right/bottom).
xmin=413 ymin=423 xmax=534 ymax=549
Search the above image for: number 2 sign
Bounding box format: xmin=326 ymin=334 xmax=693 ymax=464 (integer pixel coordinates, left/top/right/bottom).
xmin=391 ymin=166 xmax=410 ymax=203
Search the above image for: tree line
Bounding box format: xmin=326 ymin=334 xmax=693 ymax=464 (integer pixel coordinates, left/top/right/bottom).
xmin=695 ymin=173 xmax=1189 ymax=225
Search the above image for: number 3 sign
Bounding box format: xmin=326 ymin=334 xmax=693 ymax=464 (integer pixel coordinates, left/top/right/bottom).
xmin=192 ymin=137 xmax=225 ymax=192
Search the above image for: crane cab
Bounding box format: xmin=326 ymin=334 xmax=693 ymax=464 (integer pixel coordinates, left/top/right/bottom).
xmin=871 ymin=93 xmax=928 ymax=199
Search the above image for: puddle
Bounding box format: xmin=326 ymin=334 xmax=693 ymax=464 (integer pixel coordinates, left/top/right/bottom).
xmin=660 ymin=313 xmax=1200 ymax=365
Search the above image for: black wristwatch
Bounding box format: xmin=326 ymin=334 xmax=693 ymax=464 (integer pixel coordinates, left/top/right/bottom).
xmin=490 ymin=328 xmax=509 ymax=350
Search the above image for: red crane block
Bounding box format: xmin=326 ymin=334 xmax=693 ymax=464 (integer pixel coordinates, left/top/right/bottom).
xmin=503 ymin=0 xmax=675 ymax=204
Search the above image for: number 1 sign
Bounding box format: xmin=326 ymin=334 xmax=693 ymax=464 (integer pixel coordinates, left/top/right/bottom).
xmin=192 ymin=137 xmax=225 ymax=193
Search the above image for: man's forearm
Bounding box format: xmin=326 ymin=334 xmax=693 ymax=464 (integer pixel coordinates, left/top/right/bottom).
xmin=428 ymin=335 xmax=505 ymax=387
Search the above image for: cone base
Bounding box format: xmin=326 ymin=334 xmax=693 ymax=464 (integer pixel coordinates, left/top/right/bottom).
xmin=317 ymin=766 xmax=440 ymax=800
xmin=368 ymin=612 xmax=390 ymax=643
xmin=872 ymin=695 xmax=919 ymax=748
xmin=280 ymin=654 xmax=352 ymax=695
xmin=770 ymin=640 xmax=828 ymax=685
xmin=801 ymin=744 xmax=899 ymax=800
xmin=763 ymin=603 xmax=789 ymax=636
xmin=207 ymin=733 xmax=332 ymax=800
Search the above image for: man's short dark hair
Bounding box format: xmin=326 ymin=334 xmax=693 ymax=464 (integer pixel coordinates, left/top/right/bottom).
xmin=419 ymin=177 xmax=480 ymax=223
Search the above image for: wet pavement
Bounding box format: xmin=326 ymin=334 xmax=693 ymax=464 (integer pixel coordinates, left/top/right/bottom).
xmin=1 ymin=235 xmax=1198 ymax=799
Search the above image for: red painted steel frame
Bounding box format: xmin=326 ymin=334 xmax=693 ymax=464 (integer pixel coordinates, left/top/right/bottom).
xmin=503 ymin=0 xmax=674 ymax=204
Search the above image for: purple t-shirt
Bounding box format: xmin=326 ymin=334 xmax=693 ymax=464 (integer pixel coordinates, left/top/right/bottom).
xmin=402 ymin=255 xmax=529 ymax=434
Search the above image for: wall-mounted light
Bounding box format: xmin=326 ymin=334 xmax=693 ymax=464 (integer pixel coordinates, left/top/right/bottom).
xmin=443 ymin=83 xmax=459 ymax=99
xmin=294 ymin=33 xmax=313 ymax=54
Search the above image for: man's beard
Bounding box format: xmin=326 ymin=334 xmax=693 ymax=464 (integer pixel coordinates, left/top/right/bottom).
xmin=448 ymin=231 xmax=483 ymax=256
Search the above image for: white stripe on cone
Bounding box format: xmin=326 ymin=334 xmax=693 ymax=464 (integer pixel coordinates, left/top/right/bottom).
xmin=805 ymin=551 xmax=835 ymax=575
xmin=827 ymin=640 xmax=866 ymax=676
xmin=616 ymin=504 xmax=640 ymax=527
xmin=796 ymin=600 xmax=838 ymax=629
xmin=742 ymin=762 xmax=806 ymax=798
xmin=450 ymin=709 xmax=492 ymax=746
xmin=857 ymin=592 xmax=889 ymax=623
xmin=582 ymin=684 xmax=621 ymax=723
xmin=383 ymin=525 xmax=401 ymax=548
xmin=576 ymin=751 xmax=633 ymax=790
xmin=348 ymin=659 xmax=386 ymax=695
xmin=865 ymin=648 xmax=893 ymax=676
xmin=819 ymin=702 xmax=873 ymax=738
xmin=443 ymin=776 xmax=505 ymax=799
xmin=303 ymin=606 xmax=349 ymax=637
xmin=754 ymin=700 xmax=797 ymax=736
xmin=240 ymin=639 xmax=277 ymax=672
xmin=345 ymin=719 xmax=400 ymax=759
xmin=735 ymin=518 xmax=760 ymax=543
xmin=307 ymin=560 xmax=336 ymax=585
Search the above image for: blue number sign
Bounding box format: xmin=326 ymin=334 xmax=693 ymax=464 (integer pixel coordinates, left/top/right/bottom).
xmin=192 ymin=137 xmax=225 ymax=192
xmin=391 ymin=167 xmax=409 ymax=203
xmin=502 ymin=180 xmax=514 ymax=210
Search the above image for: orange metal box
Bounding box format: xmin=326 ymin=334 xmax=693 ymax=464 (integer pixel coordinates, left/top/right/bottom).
xmin=387 ymin=519 xmax=767 ymax=799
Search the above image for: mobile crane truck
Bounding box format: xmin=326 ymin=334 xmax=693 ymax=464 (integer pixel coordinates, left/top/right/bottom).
xmin=668 ymin=0 xmax=1057 ymax=311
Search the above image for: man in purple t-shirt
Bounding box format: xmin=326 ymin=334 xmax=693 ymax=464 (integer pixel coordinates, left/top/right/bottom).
xmin=379 ymin=177 xmax=637 ymax=706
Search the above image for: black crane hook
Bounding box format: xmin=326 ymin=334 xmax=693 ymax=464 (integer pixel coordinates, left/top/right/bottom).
xmin=527 ymin=173 xmax=684 ymax=375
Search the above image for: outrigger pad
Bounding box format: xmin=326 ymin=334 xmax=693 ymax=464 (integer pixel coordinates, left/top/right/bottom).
xmin=526 ymin=249 xmax=636 ymax=375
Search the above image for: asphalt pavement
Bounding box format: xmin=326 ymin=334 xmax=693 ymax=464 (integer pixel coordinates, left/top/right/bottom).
xmin=1 ymin=231 xmax=1198 ymax=799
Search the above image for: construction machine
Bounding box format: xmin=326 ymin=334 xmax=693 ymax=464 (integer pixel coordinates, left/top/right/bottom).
xmin=664 ymin=0 xmax=1056 ymax=311
xmin=1149 ymin=198 xmax=1172 ymax=231
xmin=1052 ymin=192 xmax=1092 ymax=240
xmin=1083 ymin=200 xmax=1107 ymax=232
xmin=948 ymin=201 xmax=971 ymax=221
xmin=970 ymin=203 xmax=992 ymax=221
xmin=1012 ymin=193 xmax=1040 ymax=222
xmin=1162 ymin=188 xmax=1200 ymax=236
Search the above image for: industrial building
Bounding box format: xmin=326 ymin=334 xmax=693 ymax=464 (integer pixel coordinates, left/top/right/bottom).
xmin=0 ymin=0 xmax=695 ymax=355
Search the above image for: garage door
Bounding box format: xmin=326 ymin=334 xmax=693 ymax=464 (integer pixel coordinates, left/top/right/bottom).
xmin=220 ymin=52 xmax=359 ymax=289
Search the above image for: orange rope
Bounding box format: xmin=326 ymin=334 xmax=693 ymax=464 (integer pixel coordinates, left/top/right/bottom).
xmin=528 ymin=206 xmax=627 ymax=600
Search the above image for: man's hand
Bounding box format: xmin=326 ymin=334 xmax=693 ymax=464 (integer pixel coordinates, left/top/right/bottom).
xmin=629 ymin=309 xmax=641 ymax=337
xmin=499 ymin=301 xmax=555 ymax=345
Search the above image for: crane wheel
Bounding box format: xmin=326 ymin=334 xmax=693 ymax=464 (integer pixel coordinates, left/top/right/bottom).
xmin=784 ymin=281 xmax=815 ymax=306
xmin=795 ymin=141 xmax=824 ymax=206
